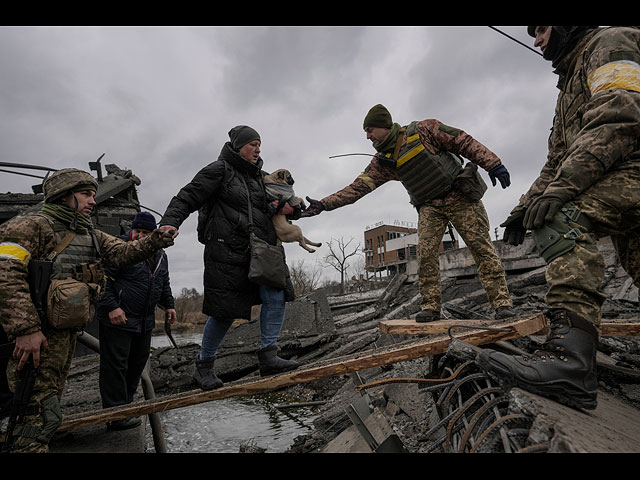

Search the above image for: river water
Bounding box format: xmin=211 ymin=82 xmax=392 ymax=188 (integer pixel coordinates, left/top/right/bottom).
xmin=145 ymin=333 xmax=318 ymax=453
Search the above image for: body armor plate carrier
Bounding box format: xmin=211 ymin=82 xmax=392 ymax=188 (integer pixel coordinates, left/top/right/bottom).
xmin=383 ymin=121 xmax=464 ymax=206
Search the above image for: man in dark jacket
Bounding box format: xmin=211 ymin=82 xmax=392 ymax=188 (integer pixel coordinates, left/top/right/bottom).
xmin=96 ymin=211 xmax=176 ymax=430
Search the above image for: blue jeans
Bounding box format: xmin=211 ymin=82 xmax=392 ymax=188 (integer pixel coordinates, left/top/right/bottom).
xmin=199 ymin=285 xmax=286 ymax=360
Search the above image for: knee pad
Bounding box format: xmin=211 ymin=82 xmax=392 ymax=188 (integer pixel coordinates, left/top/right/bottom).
xmin=36 ymin=394 xmax=62 ymax=444
xmin=10 ymin=394 xmax=62 ymax=447
xmin=533 ymin=202 xmax=592 ymax=263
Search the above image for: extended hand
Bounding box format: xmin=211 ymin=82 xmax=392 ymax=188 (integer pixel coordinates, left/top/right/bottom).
xmin=299 ymin=197 xmax=325 ymax=218
xmin=500 ymin=210 xmax=526 ymax=246
xmin=151 ymin=228 xmax=176 ymax=248
xmin=158 ymin=225 xmax=179 ymax=238
xmin=489 ymin=165 xmax=511 ymax=189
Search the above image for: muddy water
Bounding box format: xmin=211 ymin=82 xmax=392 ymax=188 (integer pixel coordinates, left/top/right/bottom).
xmin=146 ymin=334 xmax=317 ymax=453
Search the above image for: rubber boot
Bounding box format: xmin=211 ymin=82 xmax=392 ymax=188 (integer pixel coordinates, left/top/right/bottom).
xmin=415 ymin=309 xmax=440 ymax=323
xmin=477 ymin=309 xmax=599 ymax=410
xmin=193 ymin=356 xmax=223 ymax=390
xmin=257 ymin=345 xmax=299 ymax=376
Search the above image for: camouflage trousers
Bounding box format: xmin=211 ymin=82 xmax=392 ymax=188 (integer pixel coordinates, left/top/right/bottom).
xmin=543 ymin=169 xmax=640 ymax=327
xmin=5 ymin=327 xmax=76 ymax=453
xmin=418 ymin=199 xmax=511 ymax=312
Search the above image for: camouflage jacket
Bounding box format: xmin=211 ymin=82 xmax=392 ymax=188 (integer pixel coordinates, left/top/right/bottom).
xmin=0 ymin=213 xmax=164 ymax=340
xmin=321 ymin=119 xmax=503 ymax=210
xmin=514 ymin=26 xmax=640 ymax=212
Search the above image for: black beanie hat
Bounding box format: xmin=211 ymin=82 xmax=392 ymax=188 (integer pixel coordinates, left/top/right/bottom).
xmin=228 ymin=125 xmax=261 ymax=151
xmin=363 ymin=104 xmax=392 ymax=129
xmin=131 ymin=211 xmax=157 ymax=231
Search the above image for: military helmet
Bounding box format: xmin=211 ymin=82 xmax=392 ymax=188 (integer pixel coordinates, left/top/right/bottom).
xmin=43 ymin=168 xmax=98 ymax=203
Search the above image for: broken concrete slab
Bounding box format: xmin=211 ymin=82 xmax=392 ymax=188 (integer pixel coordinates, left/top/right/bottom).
xmin=320 ymin=407 xmax=398 ymax=453
xmin=508 ymin=388 xmax=640 ymax=453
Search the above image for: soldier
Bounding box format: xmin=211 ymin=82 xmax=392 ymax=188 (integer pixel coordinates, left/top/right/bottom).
xmin=0 ymin=168 xmax=175 ymax=452
xmin=301 ymin=104 xmax=515 ymax=322
xmin=479 ymin=26 xmax=640 ymax=411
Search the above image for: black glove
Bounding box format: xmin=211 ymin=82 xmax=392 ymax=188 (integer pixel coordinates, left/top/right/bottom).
xmin=489 ymin=165 xmax=511 ymax=189
xmin=299 ymin=197 xmax=325 ymax=218
xmin=500 ymin=210 xmax=526 ymax=246
xmin=150 ymin=228 xmax=175 ymax=248
xmin=523 ymin=195 xmax=565 ymax=230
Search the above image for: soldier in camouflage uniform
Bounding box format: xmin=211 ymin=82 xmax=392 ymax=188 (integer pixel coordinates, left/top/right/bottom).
xmin=301 ymin=105 xmax=515 ymax=322
xmin=479 ymin=26 xmax=640 ymax=411
xmin=0 ymin=168 xmax=175 ymax=452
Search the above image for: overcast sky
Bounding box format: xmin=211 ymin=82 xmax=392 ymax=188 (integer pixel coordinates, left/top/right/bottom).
xmin=0 ymin=26 xmax=561 ymax=294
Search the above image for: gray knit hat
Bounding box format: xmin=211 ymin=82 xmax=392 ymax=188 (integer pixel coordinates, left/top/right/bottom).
xmin=228 ymin=125 xmax=261 ymax=151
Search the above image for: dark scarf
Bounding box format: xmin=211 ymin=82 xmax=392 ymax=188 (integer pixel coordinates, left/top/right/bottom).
xmin=220 ymin=142 xmax=264 ymax=177
xmin=373 ymin=122 xmax=402 ymax=154
xmin=41 ymin=203 xmax=93 ymax=235
xmin=547 ymin=27 xmax=598 ymax=70
xmin=550 ymin=28 xmax=600 ymax=90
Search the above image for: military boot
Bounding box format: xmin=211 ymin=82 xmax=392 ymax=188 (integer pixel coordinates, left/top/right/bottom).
xmin=477 ymin=309 xmax=599 ymax=410
xmin=495 ymin=305 xmax=516 ymax=319
xmin=257 ymin=345 xmax=299 ymax=376
xmin=193 ymin=356 xmax=224 ymax=390
xmin=415 ymin=309 xmax=440 ymax=323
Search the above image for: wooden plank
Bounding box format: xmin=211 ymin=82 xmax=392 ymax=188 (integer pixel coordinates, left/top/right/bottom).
xmin=58 ymin=313 xmax=547 ymax=431
xmin=599 ymin=319 xmax=640 ymax=337
xmin=379 ymin=317 xmax=640 ymax=337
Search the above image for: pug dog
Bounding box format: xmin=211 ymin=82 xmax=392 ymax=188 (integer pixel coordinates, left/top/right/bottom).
xmin=263 ymin=169 xmax=322 ymax=253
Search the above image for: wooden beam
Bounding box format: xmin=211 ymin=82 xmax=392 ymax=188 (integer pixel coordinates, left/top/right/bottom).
xmin=379 ymin=317 xmax=640 ymax=337
xmin=58 ymin=313 xmax=547 ymax=431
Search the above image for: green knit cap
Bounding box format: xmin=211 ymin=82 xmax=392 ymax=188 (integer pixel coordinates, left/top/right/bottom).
xmin=363 ymin=104 xmax=392 ymax=129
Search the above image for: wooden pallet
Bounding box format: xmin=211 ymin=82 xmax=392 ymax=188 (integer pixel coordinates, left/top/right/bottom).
xmin=59 ymin=313 xmax=548 ymax=431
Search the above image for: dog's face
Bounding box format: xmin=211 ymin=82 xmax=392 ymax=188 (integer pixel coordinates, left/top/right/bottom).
xmin=269 ymin=168 xmax=294 ymax=186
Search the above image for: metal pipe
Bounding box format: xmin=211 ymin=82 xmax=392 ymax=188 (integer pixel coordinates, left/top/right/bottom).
xmin=76 ymin=331 xmax=168 ymax=453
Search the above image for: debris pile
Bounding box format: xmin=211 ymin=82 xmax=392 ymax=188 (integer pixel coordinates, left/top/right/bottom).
xmin=58 ymin=235 xmax=640 ymax=453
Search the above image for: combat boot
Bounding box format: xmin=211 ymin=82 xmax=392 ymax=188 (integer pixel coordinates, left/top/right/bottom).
xmin=193 ymin=356 xmax=224 ymax=390
xmin=477 ymin=308 xmax=599 ymax=410
xmin=257 ymin=345 xmax=299 ymax=376
xmin=415 ymin=309 xmax=440 ymax=323
xmin=495 ymin=305 xmax=516 ymax=319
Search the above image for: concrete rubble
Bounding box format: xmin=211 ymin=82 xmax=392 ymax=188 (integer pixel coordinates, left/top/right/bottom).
xmin=48 ymin=235 xmax=640 ymax=453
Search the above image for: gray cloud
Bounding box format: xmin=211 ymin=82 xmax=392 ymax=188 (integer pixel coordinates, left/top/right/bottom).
xmin=0 ymin=26 xmax=561 ymax=292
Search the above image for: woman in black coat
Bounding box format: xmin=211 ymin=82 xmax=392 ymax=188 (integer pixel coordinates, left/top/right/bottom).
xmin=159 ymin=126 xmax=299 ymax=390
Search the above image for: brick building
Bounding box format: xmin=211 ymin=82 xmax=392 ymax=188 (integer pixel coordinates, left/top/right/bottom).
xmin=363 ymin=221 xmax=459 ymax=279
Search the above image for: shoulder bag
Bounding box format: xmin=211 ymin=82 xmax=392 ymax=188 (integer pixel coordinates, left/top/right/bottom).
xmin=239 ymin=175 xmax=287 ymax=290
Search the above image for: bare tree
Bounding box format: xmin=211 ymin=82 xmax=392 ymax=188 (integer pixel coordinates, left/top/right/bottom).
xmin=289 ymin=258 xmax=323 ymax=296
xmin=173 ymin=288 xmax=204 ymax=324
xmin=322 ymin=236 xmax=362 ymax=294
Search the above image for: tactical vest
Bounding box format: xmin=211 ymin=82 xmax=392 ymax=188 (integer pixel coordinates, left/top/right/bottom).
xmin=39 ymin=214 xmax=100 ymax=280
xmin=382 ymin=122 xmax=463 ymax=206
xmin=36 ymin=214 xmax=105 ymax=330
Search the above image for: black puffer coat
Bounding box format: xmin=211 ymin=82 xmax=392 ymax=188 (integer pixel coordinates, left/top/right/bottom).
xmin=96 ymin=233 xmax=175 ymax=333
xmin=160 ymin=142 xmax=293 ymax=320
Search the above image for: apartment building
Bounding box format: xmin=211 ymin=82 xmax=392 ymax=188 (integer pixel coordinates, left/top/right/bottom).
xmin=363 ymin=221 xmax=459 ymax=279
